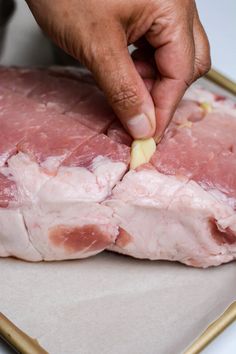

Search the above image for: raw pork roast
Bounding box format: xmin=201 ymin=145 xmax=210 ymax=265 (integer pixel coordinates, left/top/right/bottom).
xmin=0 ymin=67 xmax=235 ymax=267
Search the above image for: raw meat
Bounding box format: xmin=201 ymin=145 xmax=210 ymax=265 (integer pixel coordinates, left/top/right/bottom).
xmin=0 ymin=67 xmax=235 ymax=267
xmin=106 ymin=98 xmax=236 ymax=267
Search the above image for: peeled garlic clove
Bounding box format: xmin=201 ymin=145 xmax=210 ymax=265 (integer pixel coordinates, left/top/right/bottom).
xmin=130 ymin=138 xmax=156 ymax=170
xmin=200 ymin=101 xmax=213 ymax=113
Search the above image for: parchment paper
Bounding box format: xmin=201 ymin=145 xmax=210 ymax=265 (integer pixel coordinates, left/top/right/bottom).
xmin=0 ymin=253 xmax=236 ymax=354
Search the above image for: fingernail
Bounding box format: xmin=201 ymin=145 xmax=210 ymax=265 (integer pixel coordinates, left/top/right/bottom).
xmin=127 ymin=113 xmax=153 ymax=139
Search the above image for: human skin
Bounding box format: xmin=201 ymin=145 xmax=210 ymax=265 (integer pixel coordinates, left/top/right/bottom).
xmin=26 ymin=0 xmax=211 ymax=140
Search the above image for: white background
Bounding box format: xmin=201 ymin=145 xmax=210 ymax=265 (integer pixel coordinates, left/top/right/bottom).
xmin=196 ymin=0 xmax=236 ymax=81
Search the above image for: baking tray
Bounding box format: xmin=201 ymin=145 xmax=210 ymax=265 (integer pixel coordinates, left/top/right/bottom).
xmin=1 ymin=302 xmax=235 ymax=354
xmin=0 ymin=312 xmax=48 ymax=354
xmin=206 ymin=69 xmax=236 ymax=96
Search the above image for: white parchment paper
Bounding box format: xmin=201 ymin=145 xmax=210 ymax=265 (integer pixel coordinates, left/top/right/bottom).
xmin=0 ymin=253 xmax=236 ymax=354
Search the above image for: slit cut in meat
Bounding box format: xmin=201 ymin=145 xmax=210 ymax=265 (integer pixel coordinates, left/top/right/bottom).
xmin=0 ymin=67 xmax=236 ymax=267
xmin=209 ymin=219 xmax=236 ymax=246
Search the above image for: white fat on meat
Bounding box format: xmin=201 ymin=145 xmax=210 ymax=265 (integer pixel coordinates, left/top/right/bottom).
xmin=0 ymin=243 xmax=8 ymax=257
xmin=184 ymin=85 xmax=236 ymax=117
xmin=105 ymin=170 xmax=236 ymax=268
xmin=40 ymin=155 xmax=65 ymax=173
xmin=91 ymin=155 xmax=128 ymax=193
xmin=7 ymin=153 xmax=127 ymax=203
xmin=38 ymin=156 xmax=127 ymax=204
xmin=0 ymin=208 xmax=42 ymax=260
xmin=23 ymin=202 xmax=118 ymax=260
xmin=7 ymin=152 xmax=51 ymax=202
xmin=184 ymin=86 xmax=216 ymax=103
xmin=3 ymin=152 xmax=124 ymax=260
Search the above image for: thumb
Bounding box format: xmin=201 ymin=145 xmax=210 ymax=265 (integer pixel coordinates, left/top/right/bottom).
xmin=88 ymin=35 xmax=156 ymax=139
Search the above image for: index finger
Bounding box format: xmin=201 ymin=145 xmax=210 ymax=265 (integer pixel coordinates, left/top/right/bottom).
xmin=147 ymin=23 xmax=195 ymax=140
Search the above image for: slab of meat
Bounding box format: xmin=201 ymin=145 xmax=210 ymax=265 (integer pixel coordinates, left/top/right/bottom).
xmin=0 ymin=67 xmax=235 ymax=267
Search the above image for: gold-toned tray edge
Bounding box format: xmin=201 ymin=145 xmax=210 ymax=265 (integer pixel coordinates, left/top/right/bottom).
xmin=184 ymin=302 xmax=236 ymax=354
xmin=0 ymin=312 xmax=49 ymax=354
xmin=206 ymin=68 xmax=236 ymax=95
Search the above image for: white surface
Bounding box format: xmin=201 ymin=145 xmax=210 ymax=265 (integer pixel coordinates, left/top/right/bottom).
xmin=0 ymin=255 xmax=236 ymax=354
xmin=196 ymin=0 xmax=236 ymax=81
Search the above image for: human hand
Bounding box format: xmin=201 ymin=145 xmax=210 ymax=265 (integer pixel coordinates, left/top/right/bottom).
xmin=26 ymin=0 xmax=211 ymax=140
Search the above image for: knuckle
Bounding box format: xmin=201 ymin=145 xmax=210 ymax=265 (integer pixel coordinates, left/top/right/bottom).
xmin=109 ymin=83 xmax=140 ymax=111
xmin=194 ymin=39 xmax=211 ymax=78
xmin=203 ymin=55 xmax=212 ymax=73
xmin=195 ymin=55 xmax=211 ymax=78
xmin=54 ymin=26 xmax=86 ymax=64
xmin=76 ymin=39 xmax=98 ymax=69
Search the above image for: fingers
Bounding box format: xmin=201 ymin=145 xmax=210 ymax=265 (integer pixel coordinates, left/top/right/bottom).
xmin=87 ymin=29 xmax=156 ymax=139
xmin=132 ymin=47 xmax=157 ymax=78
xmin=132 ymin=3 xmax=210 ymax=141
xmin=143 ymin=78 xmax=155 ymax=92
xmin=26 ymin=0 xmax=210 ymax=142
xmin=146 ymin=19 xmax=195 ymax=140
xmin=192 ymin=10 xmax=211 ymax=81
xmin=133 ymin=60 xmax=156 ymax=79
